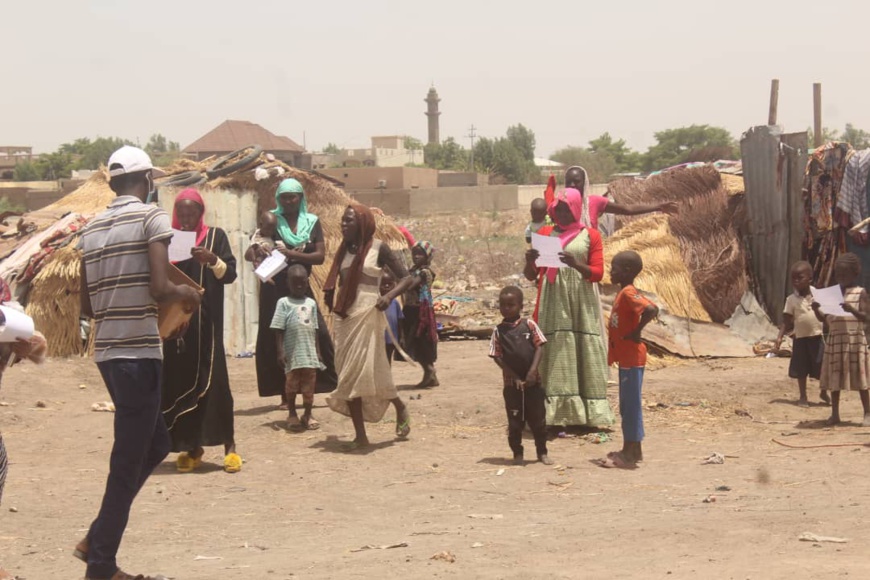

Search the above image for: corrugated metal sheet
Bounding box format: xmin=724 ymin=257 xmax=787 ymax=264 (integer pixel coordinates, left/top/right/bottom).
xmin=740 ymin=126 xmax=807 ymax=325
xmin=160 ymin=187 xmax=259 ymax=356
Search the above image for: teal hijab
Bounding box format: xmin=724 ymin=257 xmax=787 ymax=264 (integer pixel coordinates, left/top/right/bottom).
xmin=271 ymin=178 xmax=318 ymax=248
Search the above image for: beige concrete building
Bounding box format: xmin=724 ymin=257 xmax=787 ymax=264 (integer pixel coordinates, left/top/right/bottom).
xmin=319 ymin=167 xmax=438 ymax=191
xmin=334 ymin=136 xmax=424 ymax=168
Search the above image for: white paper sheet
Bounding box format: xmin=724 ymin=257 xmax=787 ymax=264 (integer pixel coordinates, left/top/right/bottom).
xmin=811 ymin=285 xmax=854 ymax=318
xmin=0 ymin=305 xmax=35 ymax=342
xmin=169 ymin=229 xmax=197 ymax=263
xmin=255 ymin=249 xmax=288 ymax=282
xmin=531 ymin=232 xmax=566 ymax=269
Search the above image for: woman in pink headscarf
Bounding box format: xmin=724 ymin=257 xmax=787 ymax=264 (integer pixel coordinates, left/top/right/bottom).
xmin=523 ymin=188 xmax=614 ymax=429
xmin=162 ymin=189 xmax=242 ymax=473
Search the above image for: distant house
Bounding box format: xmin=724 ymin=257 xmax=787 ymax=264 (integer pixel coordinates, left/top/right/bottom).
xmin=183 ymin=120 xmax=305 ymax=167
xmin=335 ymin=136 xmax=425 ymax=168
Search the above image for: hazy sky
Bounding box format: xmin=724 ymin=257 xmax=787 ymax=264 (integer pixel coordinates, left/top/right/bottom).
xmin=5 ymin=0 xmax=870 ymax=157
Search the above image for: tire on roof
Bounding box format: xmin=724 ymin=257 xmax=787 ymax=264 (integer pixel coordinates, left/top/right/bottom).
xmin=155 ymin=171 xmax=206 ymax=188
xmin=206 ymin=145 xmax=264 ymax=179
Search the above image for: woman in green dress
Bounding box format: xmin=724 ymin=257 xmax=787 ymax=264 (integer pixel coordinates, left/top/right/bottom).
xmin=523 ymin=187 xmax=614 ymax=428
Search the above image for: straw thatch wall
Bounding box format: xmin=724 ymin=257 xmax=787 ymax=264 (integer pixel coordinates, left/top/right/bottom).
xmin=40 ymin=169 xmax=114 ymax=217
xmin=25 ymin=244 xmax=85 ymax=357
xmin=603 ymin=215 xmax=711 ymax=322
xmin=609 ymin=166 xmax=748 ymax=323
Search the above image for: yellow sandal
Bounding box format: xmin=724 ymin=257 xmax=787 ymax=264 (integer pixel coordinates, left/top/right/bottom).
xmin=224 ymin=452 xmax=242 ymax=473
xmin=176 ymin=451 xmax=202 ymax=473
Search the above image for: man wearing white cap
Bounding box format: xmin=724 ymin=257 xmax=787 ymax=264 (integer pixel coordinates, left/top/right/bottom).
xmin=74 ymin=146 xmax=201 ymax=580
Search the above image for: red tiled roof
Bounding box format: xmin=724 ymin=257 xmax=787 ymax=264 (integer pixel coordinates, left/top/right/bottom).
xmin=183 ymin=120 xmax=303 ymax=154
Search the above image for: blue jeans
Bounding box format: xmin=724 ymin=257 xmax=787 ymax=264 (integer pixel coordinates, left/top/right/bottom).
xmin=619 ymin=367 xmax=645 ymax=443
xmin=87 ymin=359 xmax=170 ymax=579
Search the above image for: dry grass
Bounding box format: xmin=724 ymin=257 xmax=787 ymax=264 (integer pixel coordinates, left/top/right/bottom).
xmin=25 ymin=243 xmax=84 ymax=357
xmin=40 ymin=170 xmax=113 ymax=217
xmin=609 ymin=167 xmax=748 ymax=323
xmin=603 ymin=215 xmax=711 ymax=321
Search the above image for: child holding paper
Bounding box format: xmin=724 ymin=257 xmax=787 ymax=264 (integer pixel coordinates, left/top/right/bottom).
xmin=812 ymin=253 xmax=870 ymax=426
xmin=774 ymin=261 xmax=829 ymax=407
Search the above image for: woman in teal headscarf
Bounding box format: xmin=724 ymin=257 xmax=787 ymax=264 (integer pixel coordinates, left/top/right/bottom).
xmin=249 ymin=178 xmax=337 ymax=404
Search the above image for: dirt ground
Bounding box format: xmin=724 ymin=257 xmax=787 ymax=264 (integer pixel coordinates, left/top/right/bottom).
xmin=3 ymin=344 xmax=870 ymax=579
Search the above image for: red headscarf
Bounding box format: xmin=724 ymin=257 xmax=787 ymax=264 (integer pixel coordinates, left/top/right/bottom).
xmin=172 ymin=188 xmax=209 ymax=247
xmin=545 ymin=187 xmax=586 ymax=283
xmin=323 ymin=203 xmax=377 ymax=318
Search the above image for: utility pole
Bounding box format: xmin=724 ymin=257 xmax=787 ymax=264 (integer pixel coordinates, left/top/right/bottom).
xmin=467 ymin=124 xmax=477 ymax=171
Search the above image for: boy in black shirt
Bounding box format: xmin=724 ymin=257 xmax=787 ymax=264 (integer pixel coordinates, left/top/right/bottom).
xmin=489 ymin=286 xmax=552 ymax=465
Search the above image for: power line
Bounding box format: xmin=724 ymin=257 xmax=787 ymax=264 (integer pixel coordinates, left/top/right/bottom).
xmin=467 ymin=124 xmax=477 ymax=170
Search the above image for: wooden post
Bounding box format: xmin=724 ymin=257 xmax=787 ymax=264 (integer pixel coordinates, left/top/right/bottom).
xmin=768 ymin=79 xmax=779 ymax=125
xmin=813 ymin=83 xmax=823 ymax=147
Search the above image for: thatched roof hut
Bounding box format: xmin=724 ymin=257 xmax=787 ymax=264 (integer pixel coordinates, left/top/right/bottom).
xmin=607 ymin=166 xmax=748 ymax=323
xmin=22 ymin=158 xmax=407 ymax=357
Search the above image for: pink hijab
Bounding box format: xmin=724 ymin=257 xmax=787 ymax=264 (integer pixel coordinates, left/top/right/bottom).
xmin=545 ymin=187 xmax=586 ymax=283
xmin=172 ymin=188 xmax=209 ymax=247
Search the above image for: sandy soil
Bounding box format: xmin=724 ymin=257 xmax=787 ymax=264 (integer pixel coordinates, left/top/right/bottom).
xmin=2 ymin=344 xmax=870 ymax=579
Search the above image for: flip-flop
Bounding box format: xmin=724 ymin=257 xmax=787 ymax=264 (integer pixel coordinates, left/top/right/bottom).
xmin=396 ymin=409 xmax=411 ymax=439
xmin=176 ymin=452 xmax=202 ymax=473
xmin=224 ymin=452 xmax=243 ymax=473
xmin=286 ymin=416 xmax=304 ymax=432
xmin=303 ymin=418 xmax=321 ymax=431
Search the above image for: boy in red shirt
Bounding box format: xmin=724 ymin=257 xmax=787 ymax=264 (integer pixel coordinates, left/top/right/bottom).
xmin=599 ymin=251 xmax=658 ymax=469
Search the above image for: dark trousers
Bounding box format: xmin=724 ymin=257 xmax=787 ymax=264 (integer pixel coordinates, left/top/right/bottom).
xmin=87 ymin=359 xmax=170 ymax=579
xmin=503 ymin=384 xmax=547 ymax=457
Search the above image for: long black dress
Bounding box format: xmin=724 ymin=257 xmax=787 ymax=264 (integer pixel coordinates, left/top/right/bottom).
xmin=255 ymin=220 xmax=337 ymax=397
xmin=162 ymin=227 xmax=237 ymax=452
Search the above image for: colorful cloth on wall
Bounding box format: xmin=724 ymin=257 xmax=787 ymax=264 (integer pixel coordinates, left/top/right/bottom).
xmin=837 ymin=149 xmax=870 ymax=235
xmin=804 ymin=143 xmax=853 ymax=240
xmin=803 ymin=143 xmax=854 ymax=288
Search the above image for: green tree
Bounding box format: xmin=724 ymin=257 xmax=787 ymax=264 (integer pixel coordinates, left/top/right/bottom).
xmin=13 ymin=161 xmax=43 ymax=181
xmin=472 ymin=137 xmax=496 ymax=173
xmin=644 ymin=125 xmax=736 ymax=171
xmin=588 ymin=133 xmax=643 ymax=172
xmin=71 ymin=136 xmax=132 ymax=170
xmin=550 ymin=147 xmax=617 ymax=183
xmin=403 ymin=136 xmax=424 ymax=151
xmin=841 ymin=124 xmax=870 ymax=150
xmin=424 ymin=137 xmax=467 ymax=170
xmin=145 ymin=133 xmax=181 ymax=166
xmin=36 ymin=151 xmax=74 ymax=179
xmin=506 ymin=124 xmax=535 ymax=162
xmin=322 ymin=142 xmax=341 ymax=154
xmin=491 ymin=138 xmax=538 ymax=184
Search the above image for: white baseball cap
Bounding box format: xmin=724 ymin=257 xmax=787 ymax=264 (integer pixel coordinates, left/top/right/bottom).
xmin=107 ymin=146 xmax=165 ymax=177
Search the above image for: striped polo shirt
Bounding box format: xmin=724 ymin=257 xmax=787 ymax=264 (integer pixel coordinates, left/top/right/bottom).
xmin=78 ymin=196 xmax=173 ymax=362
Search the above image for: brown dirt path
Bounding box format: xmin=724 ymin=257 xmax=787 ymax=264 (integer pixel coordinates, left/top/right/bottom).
xmin=2 ymin=344 xmax=869 ymax=579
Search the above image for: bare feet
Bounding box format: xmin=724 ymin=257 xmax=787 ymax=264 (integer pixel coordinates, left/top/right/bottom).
xmin=343 ymin=437 xmax=370 ymax=452
xmin=820 ymin=390 xmax=831 ymax=405
xmin=798 ymin=398 xmax=810 ymax=408
xmin=825 ymin=415 xmax=841 ymax=427
xmin=862 ymin=414 xmax=870 ymax=427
